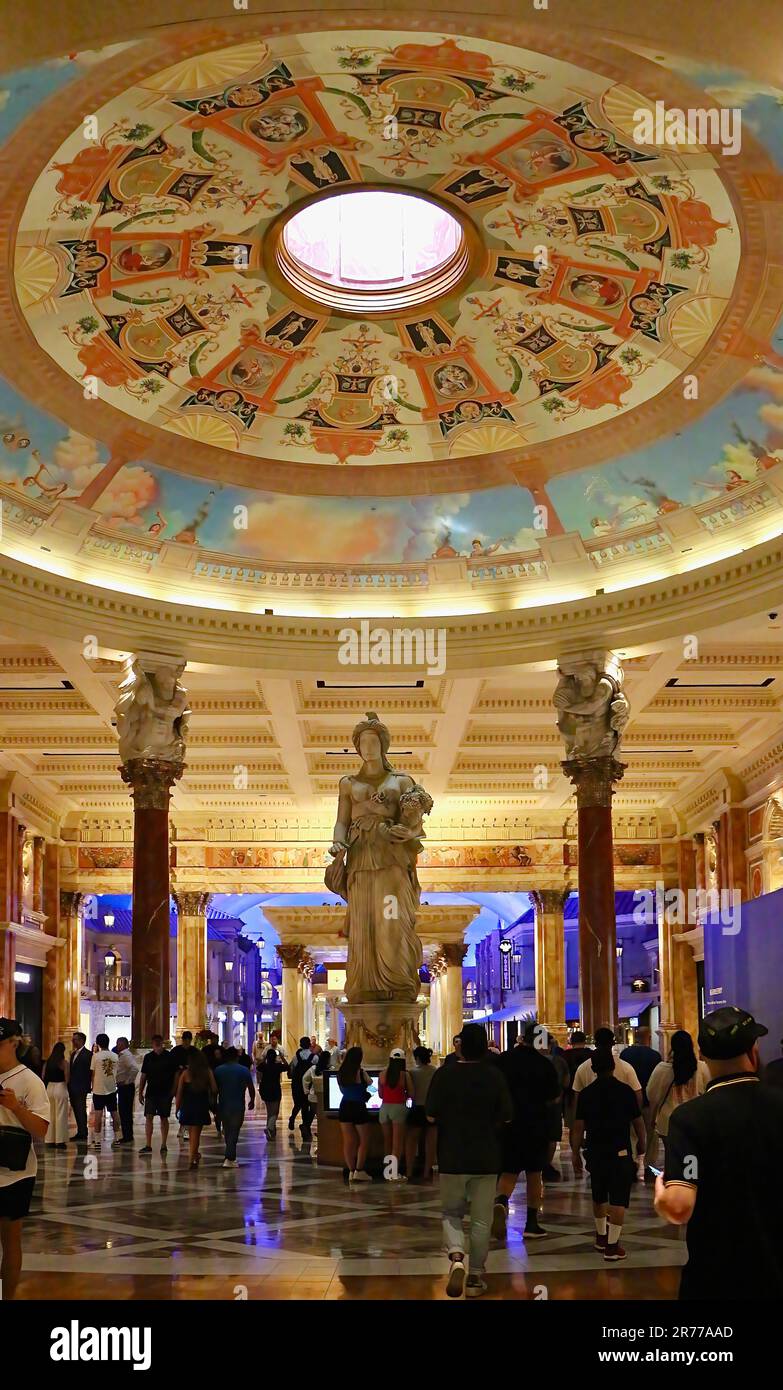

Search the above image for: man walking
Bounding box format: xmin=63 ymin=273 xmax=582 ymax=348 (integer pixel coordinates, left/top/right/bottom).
xmin=90 ymin=1034 xmax=119 ymax=1148
xmin=288 ymin=1036 xmax=315 ymax=1138
xmin=115 ymin=1038 xmax=139 ymax=1144
xmin=68 ymin=1031 xmax=91 ymax=1143
xmin=426 ymin=1022 xmax=513 ymax=1299
xmin=655 ymin=1006 xmax=783 ymax=1300
xmin=571 ymin=1046 xmax=645 ymax=1260
xmin=215 ymin=1047 xmax=255 ymax=1167
xmin=492 ymin=1023 xmax=561 ymax=1241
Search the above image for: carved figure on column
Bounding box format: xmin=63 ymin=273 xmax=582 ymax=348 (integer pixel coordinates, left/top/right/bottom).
xmin=553 ymin=651 xmax=629 ymax=762
xmin=326 ymin=712 xmax=433 ymax=1005
xmin=115 ymin=654 xmax=190 ymax=768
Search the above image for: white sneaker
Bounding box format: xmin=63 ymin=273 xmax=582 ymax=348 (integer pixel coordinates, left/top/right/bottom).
xmin=352 ymin=1169 xmax=372 ymax=1182
xmin=222 ymin=1159 xmax=237 ymax=1168
xmin=446 ymin=1258 xmax=466 ymax=1298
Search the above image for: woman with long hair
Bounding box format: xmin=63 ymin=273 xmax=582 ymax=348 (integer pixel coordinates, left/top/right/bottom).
xmin=378 ymin=1049 xmax=413 ymax=1182
xmin=175 ymin=1047 xmax=216 ymax=1169
xmin=43 ymin=1041 xmax=70 ymax=1149
xmin=337 ymin=1046 xmax=373 ymax=1183
xmin=646 ymin=1030 xmax=710 ymax=1167
xmin=405 ymin=1045 xmax=438 ymax=1182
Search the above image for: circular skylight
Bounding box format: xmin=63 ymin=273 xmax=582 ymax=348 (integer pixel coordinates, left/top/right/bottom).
xmin=278 ymin=189 xmax=468 ymax=313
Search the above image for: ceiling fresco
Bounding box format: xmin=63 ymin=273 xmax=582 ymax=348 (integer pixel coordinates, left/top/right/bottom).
xmin=0 ymin=23 xmax=782 ymax=586
xmin=12 ymin=30 xmax=742 ymax=468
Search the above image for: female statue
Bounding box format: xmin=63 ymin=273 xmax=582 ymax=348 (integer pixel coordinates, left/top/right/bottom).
xmin=326 ymin=712 xmax=433 ymax=1004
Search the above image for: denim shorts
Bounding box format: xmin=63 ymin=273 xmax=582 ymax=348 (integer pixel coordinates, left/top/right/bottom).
xmin=378 ymin=1102 xmax=408 ymax=1125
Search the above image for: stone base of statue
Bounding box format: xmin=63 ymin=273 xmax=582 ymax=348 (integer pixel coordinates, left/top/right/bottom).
xmin=338 ymin=1000 xmax=424 ymax=1067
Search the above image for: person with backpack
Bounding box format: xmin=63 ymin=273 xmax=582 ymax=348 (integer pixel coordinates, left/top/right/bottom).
xmin=258 ymin=1047 xmax=287 ymax=1139
xmin=288 ymin=1036 xmax=315 ymax=1140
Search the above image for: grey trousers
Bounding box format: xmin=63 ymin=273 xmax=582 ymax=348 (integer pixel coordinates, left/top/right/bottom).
xmin=264 ymin=1098 xmax=281 ymax=1136
xmin=439 ymin=1172 xmax=497 ymax=1273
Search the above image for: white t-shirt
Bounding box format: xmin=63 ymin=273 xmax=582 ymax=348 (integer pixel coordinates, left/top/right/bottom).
xmin=572 ymin=1055 xmax=641 ymax=1094
xmin=91 ymin=1049 xmax=119 ymax=1096
xmin=0 ymin=1063 xmax=51 ymax=1186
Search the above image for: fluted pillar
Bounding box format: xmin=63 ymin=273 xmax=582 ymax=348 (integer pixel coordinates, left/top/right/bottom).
xmin=0 ymin=811 xmax=23 ymax=1016
xmin=41 ymin=842 xmax=61 ymax=1055
xmin=174 ymin=891 xmax=211 ymax=1037
xmin=532 ymin=889 xmax=568 ymax=1044
xmin=277 ymin=944 xmax=307 ymax=1057
xmin=56 ymin=890 xmax=83 ymax=1040
xmin=441 ymin=942 xmax=467 ymax=1048
xmin=658 ymin=839 xmax=700 ymax=1050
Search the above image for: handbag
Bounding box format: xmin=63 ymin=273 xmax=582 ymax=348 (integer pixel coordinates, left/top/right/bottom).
xmin=0 ymin=1123 xmax=32 ymax=1171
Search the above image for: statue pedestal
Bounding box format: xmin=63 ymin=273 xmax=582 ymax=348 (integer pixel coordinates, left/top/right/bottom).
xmin=339 ymin=999 xmax=423 ymax=1067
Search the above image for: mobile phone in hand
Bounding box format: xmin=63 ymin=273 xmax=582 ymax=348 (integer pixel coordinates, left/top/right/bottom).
xmin=648 ymin=1165 xmax=663 ymax=1178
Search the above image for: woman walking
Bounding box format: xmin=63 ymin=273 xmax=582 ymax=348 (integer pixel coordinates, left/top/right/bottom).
xmin=175 ymin=1048 xmax=216 ymax=1169
xmin=258 ymin=1046 xmax=287 ymax=1139
xmin=43 ymin=1042 xmax=70 ymax=1149
xmin=646 ymin=1030 xmax=710 ymax=1169
xmin=405 ymin=1045 xmax=438 ymax=1182
xmin=337 ymin=1046 xmax=373 ymax=1183
xmin=378 ymin=1048 xmax=413 ymax=1182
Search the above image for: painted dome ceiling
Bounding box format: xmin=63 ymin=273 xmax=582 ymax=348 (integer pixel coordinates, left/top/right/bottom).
xmin=0 ymin=15 xmax=782 ymax=612
xmin=14 ymin=30 xmax=743 ymax=468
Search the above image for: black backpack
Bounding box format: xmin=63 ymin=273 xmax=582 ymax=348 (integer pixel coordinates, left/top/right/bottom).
xmin=289 ymin=1050 xmax=312 ymax=1086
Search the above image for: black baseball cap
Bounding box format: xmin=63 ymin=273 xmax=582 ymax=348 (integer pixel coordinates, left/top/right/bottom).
xmin=698 ymin=1007 xmax=767 ymax=1059
xmin=0 ymin=1017 xmax=22 ymax=1043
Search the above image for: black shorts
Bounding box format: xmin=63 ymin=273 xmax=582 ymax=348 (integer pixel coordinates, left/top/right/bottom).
xmin=407 ymin=1104 xmax=428 ymax=1128
xmin=587 ymin=1154 xmax=635 ymax=1208
xmin=546 ymin=1107 xmax=563 ymax=1143
xmin=501 ymin=1130 xmax=547 ymax=1176
xmin=0 ymin=1177 xmax=35 ymax=1220
xmin=339 ymin=1100 xmax=369 ymax=1125
xmin=93 ymin=1093 xmax=117 ymax=1113
xmin=144 ymin=1095 xmax=173 ymax=1118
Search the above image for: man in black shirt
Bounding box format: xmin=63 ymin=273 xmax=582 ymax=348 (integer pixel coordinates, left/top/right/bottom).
xmin=138 ymin=1035 xmax=178 ymax=1155
xmin=492 ymin=1023 xmax=561 ymax=1242
xmin=620 ymin=1026 xmax=661 ymax=1174
xmin=427 ymin=1023 xmax=512 ymax=1299
xmin=571 ymin=1048 xmax=645 ymax=1260
xmin=169 ymin=1031 xmax=193 ymax=1143
xmin=763 ymin=1038 xmax=783 ymax=1089
xmin=655 ymin=1006 xmax=783 ymax=1300
xmin=563 ymin=1030 xmax=592 ymax=1136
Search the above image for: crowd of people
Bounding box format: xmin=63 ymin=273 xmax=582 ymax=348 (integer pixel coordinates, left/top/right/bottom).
xmin=1 ymin=1007 xmax=782 ymax=1301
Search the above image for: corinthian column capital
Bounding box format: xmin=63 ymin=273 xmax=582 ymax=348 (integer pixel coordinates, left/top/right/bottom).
xmin=531 ymin=888 xmax=568 ymax=916
xmin=174 ymin=891 xmax=211 ymax=918
xmin=441 ymin=942 xmax=468 ymax=967
xmin=277 ymin=944 xmax=307 ymax=970
xmin=562 ymin=756 xmax=625 ymax=809
xmin=59 ymin=890 xmax=83 ymax=918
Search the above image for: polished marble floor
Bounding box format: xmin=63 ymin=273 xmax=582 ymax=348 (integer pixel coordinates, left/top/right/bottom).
xmin=17 ymin=1099 xmax=685 ymax=1300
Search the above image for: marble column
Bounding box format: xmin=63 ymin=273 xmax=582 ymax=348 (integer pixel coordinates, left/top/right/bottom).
xmin=441 ymin=943 xmax=467 ymax=1049
xmin=563 ymin=758 xmax=624 ymax=1035
xmin=555 ymin=651 xmax=629 ymax=1037
xmin=717 ymin=807 xmax=748 ymax=903
xmin=121 ymin=761 xmax=181 ymax=1043
xmin=0 ymin=811 xmax=22 ymax=1016
xmin=427 ymin=952 xmax=445 ymax=1054
xmin=658 ymin=839 xmax=700 ymax=1051
xmin=277 ymin=945 xmax=306 ymax=1058
xmin=532 ymin=889 xmax=568 ymax=1044
xmin=56 ymin=891 xmax=83 ymax=1041
xmin=32 ymin=836 xmax=45 ymax=916
xmin=298 ymin=953 xmax=315 ymax=1039
xmin=42 ymin=841 xmax=61 ymax=1055
xmin=116 ymin=652 xmax=188 ymax=1045
xmin=174 ymin=891 xmax=211 ymax=1038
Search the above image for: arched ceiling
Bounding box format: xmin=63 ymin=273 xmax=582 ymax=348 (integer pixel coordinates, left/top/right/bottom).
xmin=0 ymin=8 xmax=782 ymax=628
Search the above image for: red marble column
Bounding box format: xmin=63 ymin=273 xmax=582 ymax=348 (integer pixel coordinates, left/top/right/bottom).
xmin=717 ymin=807 xmax=748 ymax=902
xmin=121 ymin=759 xmax=182 ymax=1044
xmin=563 ymin=757 xmax=624 ymax=1037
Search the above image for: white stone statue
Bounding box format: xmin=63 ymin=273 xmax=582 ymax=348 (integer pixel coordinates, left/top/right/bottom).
xmin=115 ymin=654 xmax=190 ymax=765
xmin=553 ymin=652 xmax=629 ymax=761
